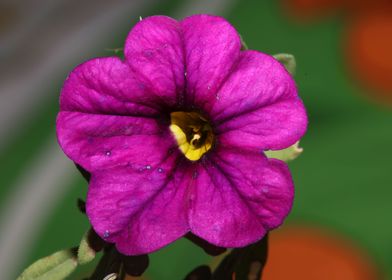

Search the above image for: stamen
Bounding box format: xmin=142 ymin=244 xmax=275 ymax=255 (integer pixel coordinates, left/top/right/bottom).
xmin=170 ymin=111 xmax=214 ymax=161
xmin=190 ymin=133 xmax=201 ymax=146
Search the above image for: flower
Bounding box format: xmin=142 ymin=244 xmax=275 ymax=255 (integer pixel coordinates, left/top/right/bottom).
xmin=56 ymin=14 xmax=307 ymax=255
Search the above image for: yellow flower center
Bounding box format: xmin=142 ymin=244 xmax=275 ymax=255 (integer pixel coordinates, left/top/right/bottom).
xmin=170 ymin=111 xmax=214 ymax=161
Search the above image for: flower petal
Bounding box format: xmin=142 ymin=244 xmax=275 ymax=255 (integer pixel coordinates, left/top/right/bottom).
xmin=212 ymin=51 xmax=307 ymax=150
xmin=86 ymin=156 xmax=191 ymax=255
xmin=60 ymin=57 xmax=162 ymax=117
xmin=188 ymin=146 xmax=294 ymax=248
xmin=56 ymin=112 xmax=175 ymax=172
xmin=124 ymin=16 xmax=185 ymax=108
xmin=180 ymin=15 xmax=242 ymax=107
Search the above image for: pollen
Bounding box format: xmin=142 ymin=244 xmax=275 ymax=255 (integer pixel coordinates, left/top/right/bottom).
xmin=170 ymin=111 xmax=214 ymax=161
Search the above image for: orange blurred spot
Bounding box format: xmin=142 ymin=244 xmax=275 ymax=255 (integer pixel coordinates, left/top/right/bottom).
xmin=282 ymin=0 xmax=342 ymax=21
xmin=263 ymin=226 xmax=381 ymax=280
xmin=342 ymin=0 xmax=392 ymax=14
xmin=345 ymin=8 xmax=392 ymax=104
xmin=282 ymin=0 xmax=391 ymax=20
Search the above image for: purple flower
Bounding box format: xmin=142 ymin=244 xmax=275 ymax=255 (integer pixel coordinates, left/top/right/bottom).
xmin=56 ymin=15 xmax=307 ymax=255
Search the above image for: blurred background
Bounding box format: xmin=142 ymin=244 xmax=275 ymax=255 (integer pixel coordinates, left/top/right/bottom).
xmin=0 ymin=0 xmax=391 ymax=279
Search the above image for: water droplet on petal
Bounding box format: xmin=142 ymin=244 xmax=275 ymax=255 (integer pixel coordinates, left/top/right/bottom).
xmin=105 ymin=151 xmax=111 ymax=156
xmin=103 ymin=230 xmax=110 ymax=238
xmin=146 ymin=165 xmax=152 ymax=170
xmin=157 ymin=168 xmax=163 ymax=173
xmin=184 ymin=71 xmax=187 ymax=77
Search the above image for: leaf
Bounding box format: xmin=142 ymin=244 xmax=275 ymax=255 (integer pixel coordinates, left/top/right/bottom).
xmin=17 ymin=248 xmax=78 ymax=280
xmin=273 ymin=53 xmax=296 ymax=76
xmin=212 ymin=234 xmax=268 ymax=280
xmin=78 ymin=228 xmax=104 ymax=265
xmin=265 ymin=141 xmax=303 ymax=162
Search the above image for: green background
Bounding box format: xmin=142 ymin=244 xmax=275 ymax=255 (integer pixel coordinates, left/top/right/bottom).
xmin=1 ymin=0 xmax=391 ymax=279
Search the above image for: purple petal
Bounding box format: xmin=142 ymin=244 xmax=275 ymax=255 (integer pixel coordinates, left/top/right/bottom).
xmin=124 ymin=16 xmax=185 ymax=108
xmin=212 ymin=51 xmax=307 ymax=151
xmin=57 ymin=112 xmax=175 ymax=172
xmin=188 ymin=146 xmax=294 ymax=247
xmin=86 ymin=157 xmax=190 ymax=255
xmin=180 ymin=15 xmax=242 ymax=106
xmin=60 ymin=57 xmax=161 ymax=117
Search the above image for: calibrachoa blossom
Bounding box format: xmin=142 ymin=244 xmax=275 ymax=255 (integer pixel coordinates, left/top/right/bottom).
xmin=56 ymin=15 xmax=307 ymax=255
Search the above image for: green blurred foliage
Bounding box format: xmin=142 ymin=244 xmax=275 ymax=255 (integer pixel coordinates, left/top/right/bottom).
xmin=14 ymin=0 xmax=392 ymax=279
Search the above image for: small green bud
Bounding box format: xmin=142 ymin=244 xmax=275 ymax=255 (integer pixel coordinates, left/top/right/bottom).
xmin=78 ymin=230 xmax=96 ymax=265
xmin=78 ymin=228 xmax=104 ymax=265
xmin=273 ymin=53 xmax=296 ymax=76
xmin=265 ymin=141 xmax=303 ymax=162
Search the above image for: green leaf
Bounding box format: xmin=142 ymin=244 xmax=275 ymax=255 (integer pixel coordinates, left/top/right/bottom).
xmin=78 ymin=229 xmax=96 ymax=265
xmin=17 ymin=248 xmax=77 ymax=280
xmin=78 ymin=228 xmax=105 ymax=265
xmin=265 ymin=141 xmax=303 ymax=162
xmin=273 ymin=53 xmax=296 ymax=76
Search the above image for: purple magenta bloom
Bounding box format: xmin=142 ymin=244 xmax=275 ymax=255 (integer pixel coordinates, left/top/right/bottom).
xmin=56 ymin=15 xmax=307 ymax=255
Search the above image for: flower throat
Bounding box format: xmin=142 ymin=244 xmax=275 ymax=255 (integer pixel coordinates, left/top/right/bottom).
xmin=170 ymin=111 xmax=214 ymax=161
